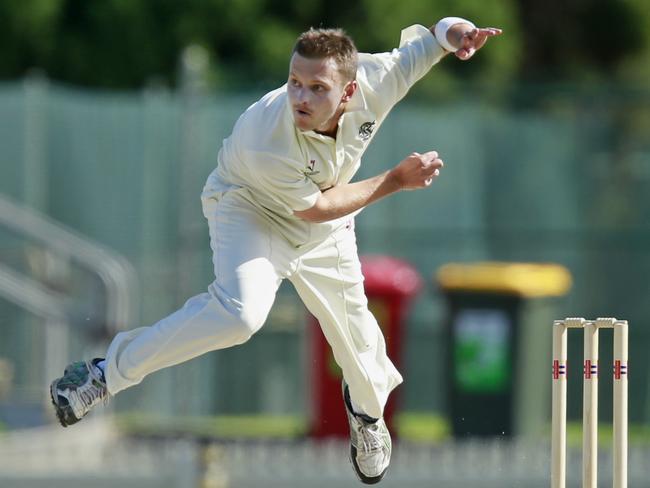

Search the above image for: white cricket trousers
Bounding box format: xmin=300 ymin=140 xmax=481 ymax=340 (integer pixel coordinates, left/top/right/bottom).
xmin=104 ymin=189 xmax=402 ymax=419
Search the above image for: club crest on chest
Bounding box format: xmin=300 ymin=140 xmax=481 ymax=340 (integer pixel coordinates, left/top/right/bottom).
xmin=358 ymin=121 xmax=376 ymax=141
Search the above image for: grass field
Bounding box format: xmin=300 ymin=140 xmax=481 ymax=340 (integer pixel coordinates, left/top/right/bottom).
xmin=116 ymin=412 xmax=650 ymax=446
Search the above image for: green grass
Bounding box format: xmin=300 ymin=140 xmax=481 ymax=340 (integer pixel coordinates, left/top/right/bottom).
xmin=394 ymin=412 xmax=451 ymax=442
xmin=117 ymin=412 xmax=650 ymax=446
xmin=117 ymin=411 xmax=451 ymax=442
xmin=566 ymin=421 xmax=650 ymax=446
xmin=117 ymin=413 xmax=307 ymax=439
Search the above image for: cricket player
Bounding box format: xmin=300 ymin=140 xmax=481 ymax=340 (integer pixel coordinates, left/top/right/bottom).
xmin=50 ymin=17 xmax=501 ymax=484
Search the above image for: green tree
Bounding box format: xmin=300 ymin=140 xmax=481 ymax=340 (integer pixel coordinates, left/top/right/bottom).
xmin=515 ymin=0 xmax=645 ymax=81
xmin=1 ymin=0 xmax=649 ymax=89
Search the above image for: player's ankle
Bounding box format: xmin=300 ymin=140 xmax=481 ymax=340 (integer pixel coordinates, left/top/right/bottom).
xmin=344 ymin=384 xmax=379 ymax=423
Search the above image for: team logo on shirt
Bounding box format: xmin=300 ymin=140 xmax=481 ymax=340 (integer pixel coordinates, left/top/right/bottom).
xmin=358 ymin=121 xmax=376 ymax=141
xmin=304 ymin=159 xmax=320 ymax=176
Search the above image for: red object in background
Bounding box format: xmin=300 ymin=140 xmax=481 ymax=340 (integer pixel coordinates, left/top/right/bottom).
xmin=309 ymin=255 xmax=423 ymax=438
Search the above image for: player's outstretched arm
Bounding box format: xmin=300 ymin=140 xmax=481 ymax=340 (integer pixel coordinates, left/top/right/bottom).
xmin=431 ymin=19 xmax=502 ymax=61
xmin=294 ymin=151 xmax=443 ymax=223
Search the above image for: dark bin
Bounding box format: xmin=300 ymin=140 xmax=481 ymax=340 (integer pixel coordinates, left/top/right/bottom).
xmin=436 ymin=262 xmax=572 ymax=439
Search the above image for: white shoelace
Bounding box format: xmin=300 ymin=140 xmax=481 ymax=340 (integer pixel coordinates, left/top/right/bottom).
xmin=358 ymin=423 xmax=384 ymax=453
xmin=68 ymin=368 xmax=108 ymax=418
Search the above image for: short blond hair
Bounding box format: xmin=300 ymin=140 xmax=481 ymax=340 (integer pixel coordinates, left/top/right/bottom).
xmin=292 ymin=28 xmax=358 ymax=82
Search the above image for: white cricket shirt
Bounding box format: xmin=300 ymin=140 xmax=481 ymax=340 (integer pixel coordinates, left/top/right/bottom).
xmin=204 ymin=24 xmax=446 ymax=247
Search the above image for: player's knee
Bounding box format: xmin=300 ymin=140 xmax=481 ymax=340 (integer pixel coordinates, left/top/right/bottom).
xmin=206 ymin=284 xmax=269 ymax=345
xmin=229 ymin=306 xmax=266 ymax=345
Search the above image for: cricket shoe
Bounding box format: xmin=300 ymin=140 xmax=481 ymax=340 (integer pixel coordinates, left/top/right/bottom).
xmin=343 ymin=382 xmax=392 ymax=484
xmin=50 ymin=359 xmax=108 ymax=427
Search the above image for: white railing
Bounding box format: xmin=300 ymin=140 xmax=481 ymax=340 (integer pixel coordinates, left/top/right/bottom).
xmin=0 ymin=262 xmax=67 ymax=320
xmin=0 ymin=193 xmax=137 ymax=334
xmin=0 ymin=194 xmax=137 ymax=384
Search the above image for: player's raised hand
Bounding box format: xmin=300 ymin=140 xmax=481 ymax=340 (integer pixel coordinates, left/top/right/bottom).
xmin=391 ymin=151 xmax=444 ymax=190
xmin=454 ymin=27 xmax=502 ymax=60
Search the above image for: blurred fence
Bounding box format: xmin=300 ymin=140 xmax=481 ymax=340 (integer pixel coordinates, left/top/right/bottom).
xmin=1 ymin=420 xmax=650 ymax=487
xmin=0 ymin=75 xmax=649 ymax=429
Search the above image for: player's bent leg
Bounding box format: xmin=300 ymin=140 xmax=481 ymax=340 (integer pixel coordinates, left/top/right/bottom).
xmin=49 ymin=283 xmax=275 ymax=426
xmin=50 ymin=359 xmax=108 ymax=427
xmin=50 ymin=283 xmax=276 ymax=426
xmin=49 ymin=193 xmax=286 ymax=426
xmin=103 ymin=279 xmax=278 ymax=396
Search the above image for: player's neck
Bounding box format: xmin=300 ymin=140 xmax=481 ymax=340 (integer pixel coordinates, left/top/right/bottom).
xmin=315 ymin=106 xmax=345 ymax=139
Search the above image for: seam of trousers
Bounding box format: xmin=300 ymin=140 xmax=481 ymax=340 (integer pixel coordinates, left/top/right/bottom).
xmin=332 ymin=231 xmax=372 ymax=394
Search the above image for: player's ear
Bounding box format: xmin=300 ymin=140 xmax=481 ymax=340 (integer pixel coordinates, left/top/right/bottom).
xmin=341 ymin=80 xmax=357 ymax=103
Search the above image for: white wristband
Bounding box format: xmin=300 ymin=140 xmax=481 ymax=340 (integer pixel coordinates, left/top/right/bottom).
xmin=434 ymin=17 xmax=476 ymax=53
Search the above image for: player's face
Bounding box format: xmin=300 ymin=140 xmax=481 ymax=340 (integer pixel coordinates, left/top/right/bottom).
xmin=287 ymin=53 xmax=355 ymax=135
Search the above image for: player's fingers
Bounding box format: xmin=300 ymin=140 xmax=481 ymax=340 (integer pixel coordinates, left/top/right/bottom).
xmin=423 ymin=162 xmax=442 ymax=178
xmin=475 ymin=29 xmax=491 ymax=45
xmin=476 ymin=29 xmax=489 ymax=39
xmin=425 ymin=157 xmax=443 ymax=169
xmin=421 ymin=150 xmax=438 ymax=162
xmin=424 ymin=168 xmax=441 ymax=186
xmin=473 ymin=29 xmax=498 ymax=47
xmin=423 ymin=157 xmax=443 ymax=171
xmin=456 ymin=47 xmax=474 ymax=60
xmin=482 ymin=27 xmax=503 ymax=36
xmin=460 ymin=31 xmax=473 ymax=50
xmin=456 ymin=28 xmax=500 ymax=60
xmin=460 ymin=29 xmax=475 ymax=46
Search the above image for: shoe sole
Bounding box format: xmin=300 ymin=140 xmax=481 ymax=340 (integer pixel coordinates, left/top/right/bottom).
xmin=49 ymin=379 xmax=80 ymax=428
xmin=349 ymin=445 xmax=387 ymax=485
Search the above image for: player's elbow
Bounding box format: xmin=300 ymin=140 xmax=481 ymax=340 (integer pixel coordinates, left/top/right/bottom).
xmin=293 ymin=197 xmax=331 ymax=223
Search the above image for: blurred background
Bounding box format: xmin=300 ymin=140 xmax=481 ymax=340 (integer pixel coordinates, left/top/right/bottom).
xmin=1 ymin=0 xmax=650 ymax=487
